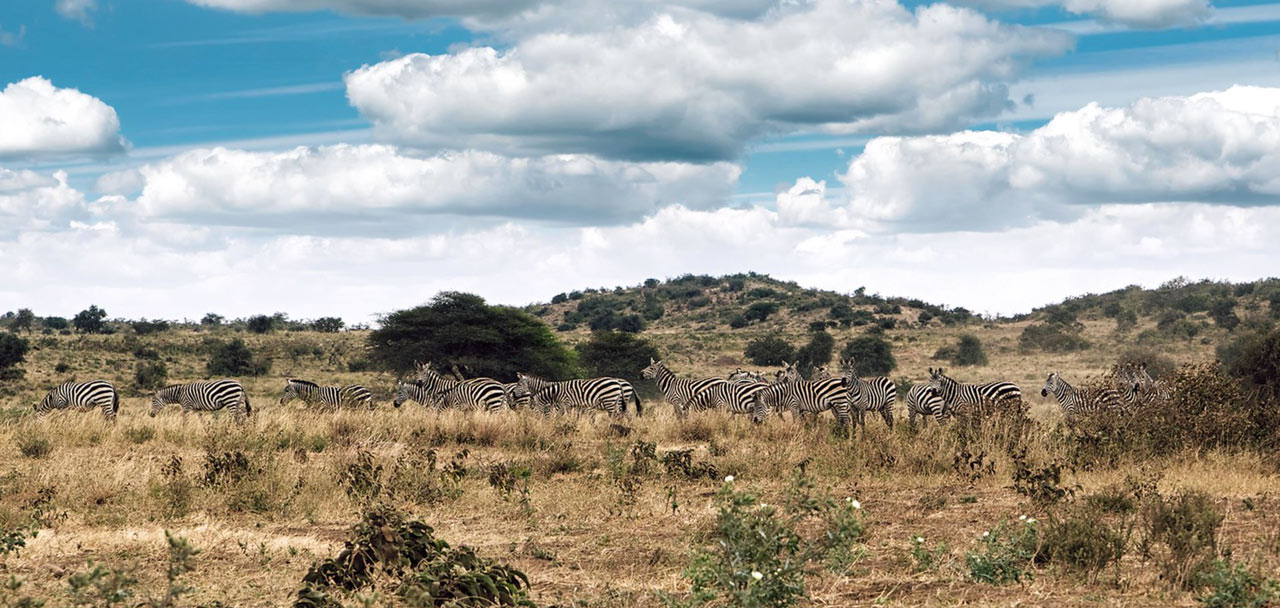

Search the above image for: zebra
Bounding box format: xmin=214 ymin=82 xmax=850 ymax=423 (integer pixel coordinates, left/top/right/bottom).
xmin=151 ymin=380 xmax=252 ymax=422
xmin=774 ymin=361 xmax=800 ymax=384
xmin=517 ymin=373 xmax=627 ymax=417
xmin=816 ymin=358 xmax=896 ymax=429
xmin=393 ymin=381 xmax=434 ymax=408
xmin=926 ymin=367 xmax=1021 ymax=417
xmin=685 ymin=380 xmax=771 ymax=418
xmin=500 ymin=382 xmax=532 ymax=411
xmin=280 ymin=379 xmax=373 ymax=410
xmin=640 ymin=359 xmax=726 ymax=417
xmin=750 ymin=376 xmax=853 ymax=428
xmin=904 ymin=384 xmax=947 ymax=426
xmin=413 ymin=362 xmax=506 ymax=412
xmin=1122 ymin=362 xmax=1170 ymax=404
xmin=612 ymin=378 xmax=643 ymax=417
xmin=728 ymin=368 xmax=766 ymax=384
xmin=36 ymin=380 xmax=120 ymax=421
xmin=1040 ymin=372 xmax=1124 ymax=418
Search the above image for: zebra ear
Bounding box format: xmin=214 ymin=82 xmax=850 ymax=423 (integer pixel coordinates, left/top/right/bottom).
xmin=650 ymin=357 xmax=656 ymax=364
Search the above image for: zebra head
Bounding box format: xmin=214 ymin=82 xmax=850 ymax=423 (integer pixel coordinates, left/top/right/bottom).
xmin=281 ymin=379 xmax=316 ymax=405
xmin=415 ymin=361 xmax=437 ymax=384
xmin=927 ymin=367 xmax=949 ymax=393
xmin=811 ymin=366 xmax=831 ymax=381
xmin=774 ymin=361 xmax=799 ymax=384
xmin=640 ymin=358 xmax=663 ymax=380
xmin=36 ymin=389 xmax=61 ymax=413
xmin=839 ymin=356 xmax=857 ymax=378
xmin=150 ymin=386 xmax=176 ymax=417
xmin=392 ymin=382 xmax=413 ymax=408
xmin=1041 ymin=372 xmax=1062 ymax=398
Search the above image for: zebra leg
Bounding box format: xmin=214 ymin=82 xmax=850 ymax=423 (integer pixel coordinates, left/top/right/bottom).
xmin=880 ymin=406 xmax=893 ymax=430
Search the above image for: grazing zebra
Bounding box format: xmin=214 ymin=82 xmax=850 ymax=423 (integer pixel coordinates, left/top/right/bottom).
xmin=280 ymin=379 xmax=373 ymax=409
xmin=926 ymin=368 xmax=1021 ymax=416
xmin=821 ymin=358 xmax=896 ymax=429
xmin=1040 ymin=372 xmax=1124 ymax=417
xmin=36 ymin=380 xmax=120 ymax=421
xmin=728 ymin=368 xmax=766 ymax=384
xmin=640 ymin=359 xmax=726 ymax=417
xmin=517 ymin=373 xmax=626 ymax=417
xmin=905 ymin=384 xmax=947 ymax=426
xmin=393 ymin=381 xmax=434 ymax=408
xmin=685 ymin=380 xmax=771 ymax=417
xmin=151 ymin=380 xmax=251 ymax=422
xmin=414 ymin=363 xmax=506 ymax=412
xmin=751 ymin=377 xmax=853 ymax=427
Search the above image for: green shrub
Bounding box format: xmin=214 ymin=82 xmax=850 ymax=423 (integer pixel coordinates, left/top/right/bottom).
xmin=1142 ymin=490 xmax=1224 ymax=590
xmin=73 ymin=305 xmax=108 ymax=334
xmin=966 ymin=518 xmax=1039 ymax=585
xmin=310 ymin=317 xmax=344 ymax=333
xmin=1038 ymin=505 xmax=1128 ymax=580
xmin=909 ymin=535 xmax=948 ymax=573
xmin=795 ymin=331 xmax=834 ymax=378
xmin=206 ymin=338 xmax=269 ymax=377
xmin=1019 ymin=323 xmax=1090 ymax=353
xmin=1197 ymin=559 xmax=1279 ymax=608
xmin=246 ymin=315 xmax=276 ymax=334
xmin=0 ymin=332 xmax=29 ymax=374
xmin=744 ymin=335 xmax=795 ymax=366
xmin=1220 ymin=327 xmax=1280 ymax=403
xmin=742 ymin=301 xmax=780 ymax=324
xmin=134 ymin=360 xmax=169 ymax=390
xmin=577 ymin=331 xmax=660 ymax=400
xmin=130 ymin=319 xmax=170 ymax=335
xmin=840 ymin=336 xmax=895 ymax=376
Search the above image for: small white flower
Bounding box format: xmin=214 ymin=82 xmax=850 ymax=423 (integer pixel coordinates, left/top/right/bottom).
xmin=982 ymin=531 xmax=990 ymax=538
xmin=724 ymin=475 xmax=735 ymax=483
xmin=751 ymin=571 xmax=764 ymax=580
xmin=1027 ymin=518 xmax=1037 ymax=524
xmin=760 ymin=502 xmax=768 ymax=509
xmin=850 ymin=499 xmax=862 ymax=510
xmin=915 ymin=536 xmax=925 ymax=544
xmin=1018 ymin=515 xmax=1027 ymax=521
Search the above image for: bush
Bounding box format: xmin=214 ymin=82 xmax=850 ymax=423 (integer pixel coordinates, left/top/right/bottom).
xmin=0 ymin=332 xmax=30 ymax=373
xmin=966 ymin=518 xmax=1039 ymax=585
xmin=577 ymin=331 xmax=660 ymax=400
xmin=1197 ymin=559 xmax=1279 ymax=608
xmin=135 ymin=360 xmax=169 ymax=390
xmin=795 ymin=331 xmax=834 ymax=378
xmin=840 ymin=336 xmax=895 ymax=376
xmin=726 ymin=278 xmax=746 ymax=292
xmin=206 ymin=339 xmax=270 ymax=377
xmin=728 ymin=315 xmax=749 ymax=329
xmin=744 ymin=335 xmax=795 ymax=366
xmin=742 ymin=301 xmax=780 ymax=324
xmin=1115 ymin=346 xmax=1177 ymax=381
xmin=1019 ymin=323 xmax=1090 ymax=353
xmin=1142 ymin=490 xmax=1224 ymax=590
xmin=18 ymin=434 xmax=53 ymax=459
xmin=246 ymin=315 xmax=276 ymax=334
xmin=367 ymin=291 xmax=577 ymax=380
xmin=1039 ymin=504 xmax=1128 ymax=580
xmin=131 ymin=319 xmax=170 ymax=335
xmin=42 ymin=316 xmax=69 ymax=330
xmin=1209 ymin=299 xmax=1241 ymax=330
xmin=934 ymin=335 xmax=987 ymax=366
xmin=310 ymin=317 xmax=344 ymax=333
xmin=11 ymin=308 xmax=34 ymax=333
xmin=73 ymin=305 xmax=108 ymax=334
xmin=1220 ymin=327 xmax=1280 ymax=403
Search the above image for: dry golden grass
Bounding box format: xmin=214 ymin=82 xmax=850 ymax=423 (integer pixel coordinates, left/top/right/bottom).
xmin=1 ymin=320 xmax=1272 ymax=607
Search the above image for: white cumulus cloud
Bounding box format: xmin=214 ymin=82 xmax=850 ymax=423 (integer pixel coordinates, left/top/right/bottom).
xmin=344 ymin=1 xmax=1070 ymax=161
xmin=0 ymin=77 xmax=126 ymax=159
xmin=836 ymin=85 xmax=1280 ymax=231
xmin=0 ymin=170 xmax=87 ymax=237
xmin=97 ymin=144 xmax=740 ymax=231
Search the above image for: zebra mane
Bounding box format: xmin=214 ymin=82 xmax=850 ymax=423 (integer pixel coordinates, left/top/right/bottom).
xmin=289 ymin=379 xmax=320 ymax=389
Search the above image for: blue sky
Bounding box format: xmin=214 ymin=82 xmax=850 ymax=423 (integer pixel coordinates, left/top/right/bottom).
xmin=3 ymin=0 xmax=1280 ymax=321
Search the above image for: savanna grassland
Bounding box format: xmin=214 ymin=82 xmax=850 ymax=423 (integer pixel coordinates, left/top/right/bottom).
xmin=2 ymin=275 xmax=1279 ymax=607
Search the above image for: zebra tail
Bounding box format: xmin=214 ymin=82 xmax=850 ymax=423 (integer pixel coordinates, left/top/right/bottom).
xmin=632 ymin=391 xmax=643 ymax=417
xmin=111 ymin=392 xmax=120 ymax=420
xmin=244 ymin=395 xmax=254 ymax=417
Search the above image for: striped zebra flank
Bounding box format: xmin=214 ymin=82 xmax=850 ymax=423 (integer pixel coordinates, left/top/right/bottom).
xmin=752 ymin=376 xmax=853 ymax=427
xmin=1041 ymin=372 xmax=1125 ymax=418
xmin=640 ymin=359 xmax=726 ymax=418
xmin=393 ymin=381 xmax=434 ymax=408
xmin=413 ymin=362 xmax=506 ymax=412
xmin=611 ymin=378 xmax=643 ymax=417
xmin=927 ymin=367 xmax=1021 ymax=417
xmin=500 ymin=382 xmax=532 ymax=411
xmin=518 ymin=373 xmax=626 ymax=417
xmin=151 ymin=380 xmax=251 ymax=422
xmin=280 ymin=379 xmax=373 ymax=409
xmin=727 ymin=368 xmax=766 ymax=384
xmin=686 ymin=380 xmax=771 ymax=418
xmin=905 ymin=384 xmax=947 ymax=425
xmin=37 ymin=380 xmax=120 ymax=421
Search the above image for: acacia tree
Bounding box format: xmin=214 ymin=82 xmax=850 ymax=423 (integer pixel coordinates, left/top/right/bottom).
xmin=368 ymin=292 xmax=577 ymax=381
xmin=73 ymin=305 xmax=108 ymax=334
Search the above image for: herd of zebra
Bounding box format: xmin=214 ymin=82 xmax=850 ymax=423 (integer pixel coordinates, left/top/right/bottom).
xmin=29 ymin=358 xmax=1170 ymax=428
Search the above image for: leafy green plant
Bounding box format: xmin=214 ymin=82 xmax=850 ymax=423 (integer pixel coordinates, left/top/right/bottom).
xmin=16 ymin=434 xmax=52 ymax=459
xmin=67 ymin=561 xmax=138 ymax=607
xmin=1038 ymin=504 xmax=1129 ymax=581
xmin=1197 ymin=559 xmax=1279 ymax=608
xmin=909 ymin=535 xmax=948 ymax=573
xmin=1141 ymin=490 xmax=1224 ymax=590
xmin=965 ymin=518 xmax=1039 ymax=585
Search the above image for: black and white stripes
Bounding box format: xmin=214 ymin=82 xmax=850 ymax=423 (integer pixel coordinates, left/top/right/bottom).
xmin=151 ymin=380 xmax=252 ymax=422
xmin=517 ymin=373 xmax=628 ymax=417
xmin=641 ymin=359 xmax=726 ymax=417
xmin=1040 ymin=372 xmax=1124 ymax=417
xmin=414 ymin=363 xmax=506 ymax=412
xmin=280 ymin=379 xmax=373 ymax=409
xmin=927 ymin=367 xmax=1021 ymax=416
xmin=37 ymin=380 xmax=120 ymax=421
